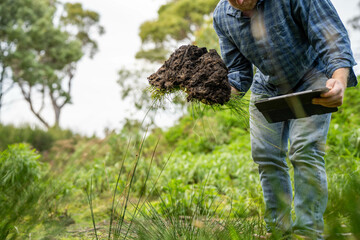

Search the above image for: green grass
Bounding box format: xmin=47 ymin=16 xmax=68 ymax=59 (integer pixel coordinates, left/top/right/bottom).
xmin=1 ymin=85 xmax=359 ymax=239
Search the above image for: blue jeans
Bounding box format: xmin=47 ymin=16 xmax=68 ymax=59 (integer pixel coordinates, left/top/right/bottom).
xmin=249 ymin=92 xmax=331 ymax=239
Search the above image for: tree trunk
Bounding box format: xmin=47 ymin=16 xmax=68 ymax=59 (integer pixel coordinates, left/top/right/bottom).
xmin=0 ymin=65 xmax=6 ymax=122
xmin=53 ymin=104 xmax=61 ymax=128
xmin=17 ymin=81 xmax=50 ymax=129
xmin=50 ymin=91 xmax=62 ymax=128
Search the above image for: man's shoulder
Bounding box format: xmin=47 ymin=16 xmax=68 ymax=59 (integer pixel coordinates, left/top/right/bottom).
xmin=215 ymin=0 xmax=228 ymax=9
xmin=213 ymin=0 xmax=229 ymax=19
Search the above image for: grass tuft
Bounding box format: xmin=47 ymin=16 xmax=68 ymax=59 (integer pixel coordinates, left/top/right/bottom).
xmin=148 ymin=85 xmax=249 ymax=124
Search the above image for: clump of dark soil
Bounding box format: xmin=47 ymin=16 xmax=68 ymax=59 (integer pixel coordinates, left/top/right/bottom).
xmin=148 ymin=45 xmax=231 ymax=105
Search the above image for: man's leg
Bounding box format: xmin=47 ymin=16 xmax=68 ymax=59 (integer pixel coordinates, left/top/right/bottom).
xmin=250 ymin=92 xmax=292 ymax=233
xmin=289 ymin=113 xmax=331 ymax=240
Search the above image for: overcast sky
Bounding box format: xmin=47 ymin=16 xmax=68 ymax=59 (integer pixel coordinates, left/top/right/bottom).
xmin=2 ymin=0 xmax=360 ymax=137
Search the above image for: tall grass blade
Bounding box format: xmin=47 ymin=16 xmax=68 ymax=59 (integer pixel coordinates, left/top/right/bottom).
xmin=86 ymin=177 xmax=98 ymax=240
xmin=114 ymin=128 xmax=148 ymax=238
xmin=123 ymin=138 xmax=160 ymax=239
xmin=108 ymin=138 xmax=132 ymax=239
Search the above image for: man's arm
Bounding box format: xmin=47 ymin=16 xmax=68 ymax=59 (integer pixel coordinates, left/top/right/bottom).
xmin=291 ymin=0 xmax=357 ymax=107
xmin=213 ymin=7 xmax=253 ymax=95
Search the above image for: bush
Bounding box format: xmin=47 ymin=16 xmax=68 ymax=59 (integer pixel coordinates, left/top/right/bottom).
xmin=0 ymin=124 xmax=54 ymax=151
xmin=0 ymin=124 xmax=78 ymax=152
xmin=0 ymin=144 xmax=56 ymax=239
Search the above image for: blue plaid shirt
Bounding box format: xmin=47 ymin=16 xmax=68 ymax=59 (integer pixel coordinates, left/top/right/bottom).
xmin=213 ymin=0 xmax=357 ymax=96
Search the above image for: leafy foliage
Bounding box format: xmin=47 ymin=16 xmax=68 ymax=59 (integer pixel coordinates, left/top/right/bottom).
xmin=137 ymin=0 xmax=220 ymax=62
xmin=0 ymin=124 xmax=54 ymax=151
xmin=1 ymin=0 xmax=359 ymax=238
xmin=119 ymin=0 xmax=222 ymax=125
xmin=2 ymin=84 xmax=359 ymax=239
xmin=139 ymin=0 xmax=218 ymax=43
xmin=0 ymin=144 xmax=61 ymax=239
xmin=0 ymin=0 xmax=104 ymax=128
xmin=0 ymin=123 xmax=75 ymax=151
xmin=323 ymin=84 xmax=360 ymax=237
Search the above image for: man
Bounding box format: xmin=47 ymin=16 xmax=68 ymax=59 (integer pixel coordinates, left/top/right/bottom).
xmin=213 ymin=0 xmax=357 ymax=239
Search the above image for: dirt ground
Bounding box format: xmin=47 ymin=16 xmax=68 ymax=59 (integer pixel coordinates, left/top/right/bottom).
xmin=148 ymin=45 xmax=231 ymax=105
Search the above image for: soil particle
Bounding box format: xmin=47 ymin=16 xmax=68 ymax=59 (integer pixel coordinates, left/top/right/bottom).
xmin=148 ymin=45 xmax=231 ymax=105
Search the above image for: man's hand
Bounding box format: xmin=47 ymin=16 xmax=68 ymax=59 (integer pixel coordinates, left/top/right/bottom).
xmin=312 ymin=68 xmax=349 ymax=108
xmin=231 ymin=86 xmax=239 ymax=95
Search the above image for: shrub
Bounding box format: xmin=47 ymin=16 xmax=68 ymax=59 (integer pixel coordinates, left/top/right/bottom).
xmin=0 ymin=124 xmax=77 ymax=152
xmin=0 ymin=124 xmax=54 ymax=151
xmin=0 ymin=144 xmax=54 ymax=239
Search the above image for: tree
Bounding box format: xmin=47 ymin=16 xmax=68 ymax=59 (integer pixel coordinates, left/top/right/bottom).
xmin=117 ymin=0 xmax=220 ymax=126
xmin=0 ymin=56 xmax=14 ymax=122
xmin=0 ymin=0 xmax=104 ymax=128
xmin=348 ymin=1 xmax=360 ymax=30
xmin=136 ymin=0 xmax=220 ymax=62
xmin=0 ymin=0 xmax=42 ymax=122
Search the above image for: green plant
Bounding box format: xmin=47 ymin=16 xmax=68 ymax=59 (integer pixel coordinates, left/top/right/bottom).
xmin=149 ymin=85 xmax=249 ymax=125
xmin=0 ymin=124 xmax=54 ymax=151
xmin=0 ymin=144 xmax=49 ymax=239
xmin=325 ymin=170 xmax=360 ymax=239
xmin=0 ymin=124 xmax=78 ymax=152
xmin=85 ymin=131 xmax=158 ymax=239
xmin=14 ymin=77 xmax=357 ymax=239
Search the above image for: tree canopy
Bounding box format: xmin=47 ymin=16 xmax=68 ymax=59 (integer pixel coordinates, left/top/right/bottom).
xmin=117 ymin=0 xmax=221 ymax=124
xmin=136 ymin=0 xmax=220 ymax=62
xmin=0 ymin=0 xmax=104 ymax=128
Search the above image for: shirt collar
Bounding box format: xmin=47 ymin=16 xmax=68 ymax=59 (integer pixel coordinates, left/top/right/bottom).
xmin=226 ymin=0 xmax=265 ymax=18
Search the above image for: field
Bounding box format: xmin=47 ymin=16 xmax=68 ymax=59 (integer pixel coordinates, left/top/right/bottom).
xmin=1 ymin=84 xmax=360 ymax=240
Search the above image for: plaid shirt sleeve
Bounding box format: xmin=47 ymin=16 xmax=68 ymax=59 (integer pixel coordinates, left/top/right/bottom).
xmin=291 ymin=0 xmax=357 ymax=80
xmin=213 ymin=12 xmax=253 ymax=94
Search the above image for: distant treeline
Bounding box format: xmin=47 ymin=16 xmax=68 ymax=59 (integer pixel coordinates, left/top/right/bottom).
xmin=0 ymin=124 xmax=75 ymax=151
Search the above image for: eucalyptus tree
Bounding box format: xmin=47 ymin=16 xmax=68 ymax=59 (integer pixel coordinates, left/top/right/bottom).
xmin=117 ymin=0 xmax=221 ymax=125
xmin=0 ymin=0 xmax=104 ymax=128
xmin=136 ymin=0 xmax=220 ymax=62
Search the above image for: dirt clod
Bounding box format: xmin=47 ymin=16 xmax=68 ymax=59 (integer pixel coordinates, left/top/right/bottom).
xmin=148 ymin=45 xmax=231 ymax=105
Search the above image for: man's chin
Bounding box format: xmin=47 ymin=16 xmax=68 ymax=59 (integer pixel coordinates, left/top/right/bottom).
xmin=229 ymin=4 xmax=256 ymax=11
xmin=240 ymin=6 xmax=256 ymax=11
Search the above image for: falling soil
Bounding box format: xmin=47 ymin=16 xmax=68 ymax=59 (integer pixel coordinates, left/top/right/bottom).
xmin=148 ymin=45 xmax=231 ymax=105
